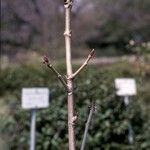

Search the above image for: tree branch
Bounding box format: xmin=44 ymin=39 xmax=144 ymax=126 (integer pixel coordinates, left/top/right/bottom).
xmin=43 ymin=56 xmax=68 ymax=91
xmin=80 ymin=100 xmax=96 ymax=150
xmin=69 ymin=49 xmax=95 ymax=79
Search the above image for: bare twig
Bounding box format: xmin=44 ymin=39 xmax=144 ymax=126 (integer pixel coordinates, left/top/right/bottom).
xmin=80 ymin=100 xmax=96 ymax=150
xmin=69 ymin=49 xmax=95 ymax=79
xmin=43 ymin=56 xmax=68 ymax=91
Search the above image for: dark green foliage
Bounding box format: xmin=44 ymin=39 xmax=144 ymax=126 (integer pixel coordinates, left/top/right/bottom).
xmin=0 ymin=63 xmax=150 ymax=149
xmin=87 ymin=0 xmax=150 ymax=54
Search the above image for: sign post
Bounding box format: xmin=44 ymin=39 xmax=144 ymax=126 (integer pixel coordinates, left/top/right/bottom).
xmin=22 ymin=88 xmax=49 ymax=150
xmin=115 ymin=78 xmax=137 ymax=144
xmin=30 ymin=109 xmax=36 ymax=150
xmin=124 ymin=95 xmax=134 ymax=144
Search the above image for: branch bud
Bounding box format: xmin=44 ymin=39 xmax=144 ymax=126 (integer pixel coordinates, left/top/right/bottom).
xmin=43 ymin=55 xmax=49 ymax=64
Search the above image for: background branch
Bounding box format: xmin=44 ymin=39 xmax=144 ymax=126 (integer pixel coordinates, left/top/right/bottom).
xmin=80 ymin=100 xmax=96 ymax=150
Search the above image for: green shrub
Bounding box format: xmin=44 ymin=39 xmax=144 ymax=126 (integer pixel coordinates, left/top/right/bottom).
xmin=0 ymin=63 xmax=150 ymax=149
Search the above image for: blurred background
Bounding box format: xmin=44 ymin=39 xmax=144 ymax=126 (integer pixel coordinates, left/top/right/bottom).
xmin=1 ymin=0 xmax=150 ymax=61
xmin=0 ymin=0 xmax=150 ymax=149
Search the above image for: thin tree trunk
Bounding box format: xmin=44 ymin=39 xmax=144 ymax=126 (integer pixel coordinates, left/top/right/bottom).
xmin=64 ymin=1 xmax=75 ymax=150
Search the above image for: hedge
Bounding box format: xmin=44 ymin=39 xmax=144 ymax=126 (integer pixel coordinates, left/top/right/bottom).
xmin=0 ymin=62 xmax=150 ymax=150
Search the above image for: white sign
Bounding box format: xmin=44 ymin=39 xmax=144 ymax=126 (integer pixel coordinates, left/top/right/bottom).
xmin=22 ymin=88 xmax=49 ymax=109
xmin=115 ymin=78 xmax=137 ymax=96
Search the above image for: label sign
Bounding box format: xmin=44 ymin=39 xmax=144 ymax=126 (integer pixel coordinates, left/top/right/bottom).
xmin=115 ymin=78 xmax=137 ymax=96
xmin=22 ymin=88 xmax=49 ymax=109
